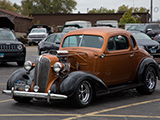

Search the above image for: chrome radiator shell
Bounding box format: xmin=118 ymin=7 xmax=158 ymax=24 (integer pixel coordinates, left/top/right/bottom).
xmin=34 ymin=56 xmax=51 ymax=92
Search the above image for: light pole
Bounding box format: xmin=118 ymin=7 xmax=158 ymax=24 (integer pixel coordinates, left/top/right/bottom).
xmin=150 ymin=0 xmax=153 ymax=22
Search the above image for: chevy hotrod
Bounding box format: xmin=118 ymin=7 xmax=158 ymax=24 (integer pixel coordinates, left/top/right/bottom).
xmin=3 ymin=27 xmax=160 ymax=107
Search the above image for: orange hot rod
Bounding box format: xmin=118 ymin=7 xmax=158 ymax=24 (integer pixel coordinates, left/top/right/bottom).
xmin=3 ymin=27 xmax=160 ymax=107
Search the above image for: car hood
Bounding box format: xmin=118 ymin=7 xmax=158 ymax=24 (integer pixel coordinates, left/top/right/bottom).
xmin=0 ymin=40 xmax=22 ymax=44
xmin=136 ymin=39 xmax=159 ymax=46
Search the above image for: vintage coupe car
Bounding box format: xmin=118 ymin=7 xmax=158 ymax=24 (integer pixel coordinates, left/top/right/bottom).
xmin=3 ymin=27 xmax=160 ymax=107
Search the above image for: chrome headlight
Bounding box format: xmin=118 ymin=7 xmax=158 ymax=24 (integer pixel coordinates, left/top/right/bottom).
xmin=17 ymin=44 xmax=23 ymax=50
xmin=53 ymin=62 xmax=64 ymax=73
xmin=24 ymin=61 xmax=33 ymax=71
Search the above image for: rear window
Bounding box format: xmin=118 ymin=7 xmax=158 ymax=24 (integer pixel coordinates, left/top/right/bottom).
xmin=62 ymin=35 xmax=104 ymax=49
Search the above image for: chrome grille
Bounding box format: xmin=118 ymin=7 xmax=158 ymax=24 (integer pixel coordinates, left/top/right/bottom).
xmin=34 ymin=56 xmax=51 ymax=92
xmin=0 ymin=44 xmax=18 ymax=52
xmin=146 ymin=45 xmax=159 ymax=50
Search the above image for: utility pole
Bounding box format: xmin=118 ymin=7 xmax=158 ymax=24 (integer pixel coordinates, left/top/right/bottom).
xmin=150 ymin=0 xmax=153 ymax=22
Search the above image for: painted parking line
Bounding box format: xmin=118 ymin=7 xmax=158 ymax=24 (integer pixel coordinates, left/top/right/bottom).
xmin=0 ymin=99 xmax=13 ymax=103
xmin=0 ymin=114 xmax=81 ymax=117
xmin=0 ymin=114 xmax=160 ymax=119
xmin=63 ymin=98 xmax=160 ymax=120
xmin=0 ymin=98 xmax=160 ymax=119
xmin=0 ymin=83 xmax=6 ymax=85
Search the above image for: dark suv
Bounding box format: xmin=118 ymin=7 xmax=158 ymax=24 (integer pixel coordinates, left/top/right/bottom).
xmin=0 ymin=28 xmax=26 ymax=66
xmin=127 ymin=23 xmax=160 ymax=39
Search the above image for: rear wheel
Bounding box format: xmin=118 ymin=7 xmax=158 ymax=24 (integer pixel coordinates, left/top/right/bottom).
xmin=72 ymin=80 xmax=93 ymax=108
xmin=136 ymin=66 xmax=157 ymax=95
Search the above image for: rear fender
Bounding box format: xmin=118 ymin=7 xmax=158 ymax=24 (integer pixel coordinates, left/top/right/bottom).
xmin=7 ymin=68 xmax=34 ymax=90
xmin=136 ymin=58 xmax=160 ymax=82
xmin=59 ymin=71 xmax=108 ymax=97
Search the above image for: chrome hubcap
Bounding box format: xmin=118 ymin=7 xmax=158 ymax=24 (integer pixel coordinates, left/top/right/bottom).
xmin=146 ymin=71 xmax=155 ymax=89
xmin=78 ymin=81 xmax=90 ymax=104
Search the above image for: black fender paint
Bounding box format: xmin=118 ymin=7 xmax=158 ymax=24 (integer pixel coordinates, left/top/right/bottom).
xmin=6 ymin=68 xmax=34 ymax=90
xmin=136 ymin=57 xmax=160 ymax=83
xmin=58 ymin=71 xmax=108 ymax=97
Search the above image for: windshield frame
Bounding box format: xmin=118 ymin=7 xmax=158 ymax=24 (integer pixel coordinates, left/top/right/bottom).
xmin=62 ymin=34 xmax=104 ymax=49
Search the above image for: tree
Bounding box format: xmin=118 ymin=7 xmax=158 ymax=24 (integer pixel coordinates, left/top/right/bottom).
xmin=13 ymin=3 xmax=21 ymax=14
xmin=88 ymin=7 xmax=115 ymax=13
xmin=119 ymin=8 xmax=141 ymax=26
xmin=21 ymin=0 xmax=77 ymax=16
xmin=117 ymin=5 xmax=129 ymax=13
xmin=133 ymin=7 xmax=149 ymax=13
xmin=0 ymin=0 xmax=17 ymax=12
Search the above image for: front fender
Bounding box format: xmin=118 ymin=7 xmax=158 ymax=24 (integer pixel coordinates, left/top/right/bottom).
xmin=59 ymin=71 xmax=108 ymax=97
xmin=6 ymin=68 xmax=34 ymax=90
xmin=136 ymin=57 xmax=160 ymax=82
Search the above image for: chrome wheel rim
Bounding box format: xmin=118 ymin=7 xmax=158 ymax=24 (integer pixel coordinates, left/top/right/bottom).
xmin=146 ymin=70 xmax=155 ymax=90
xmin=78 ymin=81 xmax=90 ymax=104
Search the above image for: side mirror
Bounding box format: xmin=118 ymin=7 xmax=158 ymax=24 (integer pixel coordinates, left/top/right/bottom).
xmin=56 ymin=41 xmax=61 ymax=44
xmin=146 ymin=28 xmax=152 ymax=33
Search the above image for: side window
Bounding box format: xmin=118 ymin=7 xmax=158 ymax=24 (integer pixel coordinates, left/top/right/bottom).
xmin=130 ymin=36 xmax=136 ymax=48
xmin=146 ymin=25 xmax=152 ymax=30
xmin=54 ymin=35 xmax=61 ymax=43
xmin=46 ymin=35 xmax=55 ymax=42
xmin=62 ymin=36 xmax=78 ymax=47
xmin=108 ymin=35 xmax=129 ymax=51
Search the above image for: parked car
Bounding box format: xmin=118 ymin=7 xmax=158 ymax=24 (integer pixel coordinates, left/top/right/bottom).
xmin=3 ymin=27 xmax=160 ymax=108
xmin=127 ymin=23 xmax=160 ymax=39
xmin=0 ymin=28 xmax=26 ymax=66
xmin=154 ymin=34 xmax=160 ymax=43
xmin=129 ymin=31 xmax=160 ymax=58
xmin=62 ymin=26 xmax=78 ymax=33
xmin=27 ymin=28 xmax=48 ymax=46
xmin=38 ymin=33 xmax=66 ymax=55
xmin=62 ymin=20 xmax=92 ymax=33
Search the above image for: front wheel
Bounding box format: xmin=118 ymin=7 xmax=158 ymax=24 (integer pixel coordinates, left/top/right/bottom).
xmin=72 ymin=80 xmax=93 ymax=108
xmin=136 ymin=66 xmax=157 ymax=95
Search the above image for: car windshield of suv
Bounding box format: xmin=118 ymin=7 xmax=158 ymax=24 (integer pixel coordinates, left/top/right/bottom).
xmin=62 ymin=35 xmax=104 ymax=48
xmin=127 ymin=25 xmax=145 ymax=31
xmin=0 ymin=30 xmax=16 ymax=41
xmin=31 ymin=29 xmax=46 ymax=33
xmin=132 ymin=32 xmax=151 ymax=40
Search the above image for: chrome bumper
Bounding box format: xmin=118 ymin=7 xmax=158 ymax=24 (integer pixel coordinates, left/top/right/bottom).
xmin=2 ymin=87 xmax=67 ymax=103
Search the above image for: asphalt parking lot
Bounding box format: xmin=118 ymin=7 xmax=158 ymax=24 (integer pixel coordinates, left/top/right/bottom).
xmin=1 ymin=46 xmax=160 ymax=120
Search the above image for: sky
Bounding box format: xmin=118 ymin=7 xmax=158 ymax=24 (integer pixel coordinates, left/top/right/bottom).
xmin=10 ymin=0 xmax=160 ymax=21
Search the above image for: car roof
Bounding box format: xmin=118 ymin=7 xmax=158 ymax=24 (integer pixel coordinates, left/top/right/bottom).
xmin=66 ymin=27 xmax=130 ymax=37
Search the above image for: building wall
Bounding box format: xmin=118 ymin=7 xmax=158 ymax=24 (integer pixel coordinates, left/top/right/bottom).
xmin=31 ymin=13 xmax=149 ymax=28
xmin=14 ymin=17 xmax=33 ymax=33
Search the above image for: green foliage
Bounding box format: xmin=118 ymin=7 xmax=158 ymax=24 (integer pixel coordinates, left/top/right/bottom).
xmin=119 ymin=8 xmax=141 ymax=25
xmin=21 ymin=0 xmax=77 ymax=16
xmin=117 ymin=5 xmax=129 ymax=13
xmin=0 ymin=0 xmax=17 ymax=12
xmin=88 ymin=7 xmax=115 ymax=13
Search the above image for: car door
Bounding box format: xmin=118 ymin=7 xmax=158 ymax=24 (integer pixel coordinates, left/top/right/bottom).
xmin=43 ymin=34 xmax=56 ymax=51
xmin=104 ymin=34 xmax=135 ymax=86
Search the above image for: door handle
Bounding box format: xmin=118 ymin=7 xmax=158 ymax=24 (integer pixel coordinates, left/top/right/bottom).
xmin=130 ymin=54 xmax=134 ymax=58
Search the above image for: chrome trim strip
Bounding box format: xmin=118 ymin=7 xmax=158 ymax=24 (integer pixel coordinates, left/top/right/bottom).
xmin=2 ymin=89 xmax=67 ymax=100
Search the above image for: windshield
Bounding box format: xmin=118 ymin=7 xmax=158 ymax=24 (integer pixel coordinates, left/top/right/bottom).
xmin=62 ymin=35 xmax=104 ymax=49
xmin=0 ymin=30 xmax=16 ymax=41
xmin=31 ymin=29 xmax=46 ymax=33
xmin=127 ymin=25 xmax=146 ymax=31
xmin=132 ymin=32 xmax=151 ymax=40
